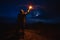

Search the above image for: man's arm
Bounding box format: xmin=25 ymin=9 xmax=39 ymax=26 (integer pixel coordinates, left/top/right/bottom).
xmin=25 ymin=9 xmax=30 ymax=15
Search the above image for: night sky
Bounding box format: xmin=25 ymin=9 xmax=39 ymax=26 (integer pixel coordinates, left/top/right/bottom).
xmin=0 ymin=0 xmax=58 ymax=24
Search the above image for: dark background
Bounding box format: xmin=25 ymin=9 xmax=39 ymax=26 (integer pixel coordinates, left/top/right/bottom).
xmin=0 ymin=0 xmax=58 ymax=24
xmin=0 ymin=0 xmax=60 ymax=40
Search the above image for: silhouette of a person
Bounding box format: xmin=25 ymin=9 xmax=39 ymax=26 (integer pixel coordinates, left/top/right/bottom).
xmin=16 ymin=9 xmax=28 ymax=39
xmin=18 ymin=9 xmax=26 ymax=28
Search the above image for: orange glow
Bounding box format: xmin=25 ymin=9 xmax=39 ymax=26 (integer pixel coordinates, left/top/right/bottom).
xmin=29 ymin=6 xmax=33 ymax=10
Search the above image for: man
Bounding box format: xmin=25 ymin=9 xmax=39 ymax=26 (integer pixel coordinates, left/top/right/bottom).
xmin=16 ymin=9 xmax=29 ymax=40
xmin=16 ymin=9 xmax=25 ymax=39
xmin=16 ymin=6 xmax=32 ymax=39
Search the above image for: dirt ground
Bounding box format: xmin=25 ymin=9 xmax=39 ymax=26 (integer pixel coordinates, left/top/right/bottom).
xmin=19 ymin=29 xmax=54 ymax=40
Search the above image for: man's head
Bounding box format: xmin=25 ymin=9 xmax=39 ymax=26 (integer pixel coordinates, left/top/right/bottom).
xmin=20 ymin=9 xmax=25 ymax=14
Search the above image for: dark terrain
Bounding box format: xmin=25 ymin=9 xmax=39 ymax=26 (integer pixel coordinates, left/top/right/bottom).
xmin=0 ymin=22 xmax=60 ymax=40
